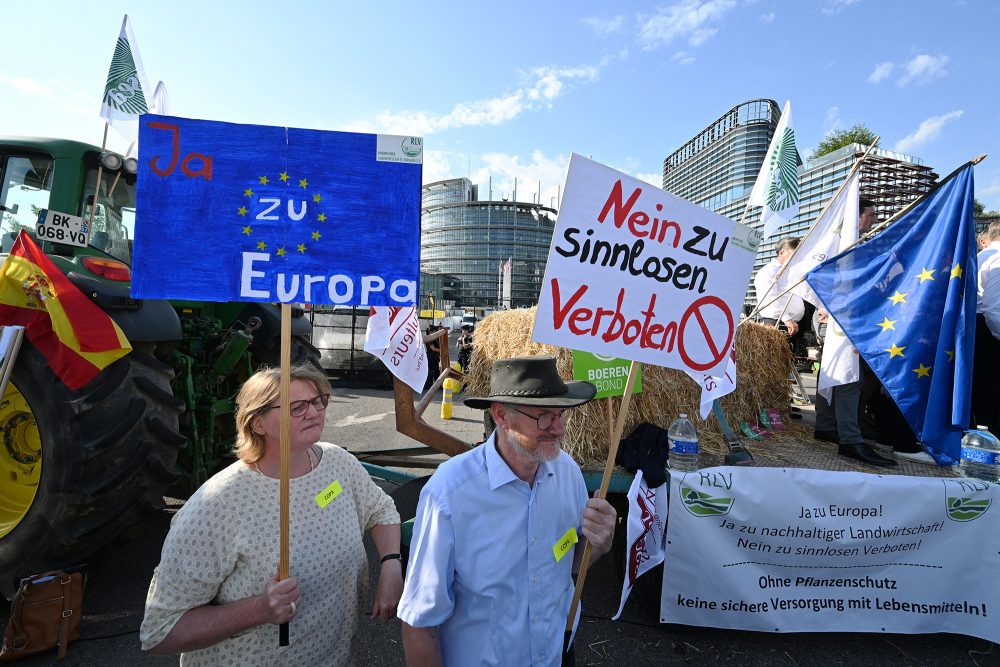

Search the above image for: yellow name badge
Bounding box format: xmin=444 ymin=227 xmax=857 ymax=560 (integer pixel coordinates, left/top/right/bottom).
xmin=552 ymin=527 xmax=579 ymax=563
xmin=315 ymin=480 xmax=343 ymax=508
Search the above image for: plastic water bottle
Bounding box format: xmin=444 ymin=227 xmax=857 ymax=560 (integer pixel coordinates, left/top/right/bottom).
xmin=960 ymin=428 xmax=1000 ymax=482
xmin=668 ymin=413 xmax=699 ymax=472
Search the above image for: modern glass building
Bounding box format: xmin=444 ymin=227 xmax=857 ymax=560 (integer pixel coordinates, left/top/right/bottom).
xmin=662 ymin=99 xmax=784 ymax=221
xmin=420 ymin=178 xmax=557 ymax=310
xmin=662 ymin=99 xmax=937 ymax=308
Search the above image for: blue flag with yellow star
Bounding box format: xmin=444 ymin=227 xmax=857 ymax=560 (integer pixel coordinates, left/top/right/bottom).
xmin=805 ymin=164 xmax=977 ymax=464
xmin=132 ymin=115 xmax=422 ymax=306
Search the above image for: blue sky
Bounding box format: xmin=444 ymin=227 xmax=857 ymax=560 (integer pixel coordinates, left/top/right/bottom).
xmin=3 ymin=0 xmax=999 ymax=210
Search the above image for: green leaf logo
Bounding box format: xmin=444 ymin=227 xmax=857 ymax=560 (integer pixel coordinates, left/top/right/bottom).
xmin=946 ymin=496 xmax=991 ymax=522
xmin=103 ymin=38 xmax=148 ymax=115
xmin=681 ymin=487 xmax=734 ymax=517
xmin=766 ymin=127 xmax=799 ymax=212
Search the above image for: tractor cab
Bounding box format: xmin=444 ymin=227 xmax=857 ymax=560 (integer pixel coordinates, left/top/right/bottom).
xmin=0 ymin=137 xmax=135 ymax=264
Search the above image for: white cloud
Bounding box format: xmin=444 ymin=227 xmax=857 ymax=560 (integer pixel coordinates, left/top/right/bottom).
xmin=823 ymin=106 xmax=842 ymax=134
xmin=893 ymin=110 xmax=963 ymax=154
xmin=867 ymin=61 xmax=894 ymax=83
xmin=671 ymin=51 xmax=696 ymax=65
xmin=581 ymin=15 xmax=625 ymax=35
xmin=420 ymin=149 xmax=570 ymax=207
xmin=634 ymin=172 xmax=663 ymax=187
xmin=0 ymin=75 xmax=93 ymax=117
xmin=759 ymin=11 xmax=775 ymax=23
xmin=822 ymin=0 xmax=860 ymax=16
xmin=897 ymin=54 xmax=949 ymax=87
xmin=471 ymin=150 xmax=569 ymax=206
xmin=343 ymin=65 xmax=599 ymax=136
xmin=637 ymin=0 xmax=737 ymax=50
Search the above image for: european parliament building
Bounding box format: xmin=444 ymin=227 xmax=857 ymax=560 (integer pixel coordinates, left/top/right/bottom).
xmin=420 ymin=178 xmax=558 ymax=311
xmin=662 ymin=98 xmax=937 ymax=308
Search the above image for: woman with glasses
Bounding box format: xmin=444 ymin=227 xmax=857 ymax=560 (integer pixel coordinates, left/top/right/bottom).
xmin=141 ymin=364 xmax=402 ymax=665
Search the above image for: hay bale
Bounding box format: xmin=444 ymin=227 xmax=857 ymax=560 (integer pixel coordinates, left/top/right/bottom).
xmin=465 ymin=307 xmax=799 ymax=467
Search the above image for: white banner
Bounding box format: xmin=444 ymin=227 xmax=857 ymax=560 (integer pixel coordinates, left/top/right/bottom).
xmin=614 ymin=471 xmax=668 ymax=620
xmin=363 ymin=306 xmax=427 ymax=393
xmin=661 ymin=468 xmax=1000 ymax=642
xmin=533 ymin=155 xmax=757 ymax=376
xmin=685 ymin=344 xmax=736 ymax=420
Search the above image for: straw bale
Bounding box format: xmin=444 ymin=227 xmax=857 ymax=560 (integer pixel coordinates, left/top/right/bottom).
xmin=465 ymin=308 xmax=803 ymax=468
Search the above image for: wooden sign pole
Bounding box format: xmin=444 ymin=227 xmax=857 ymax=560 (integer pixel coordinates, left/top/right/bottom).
xmin=564 ymin=360 xmax=640 ymax=648
xmin=278 ymin=304 xmax=292 ymax=646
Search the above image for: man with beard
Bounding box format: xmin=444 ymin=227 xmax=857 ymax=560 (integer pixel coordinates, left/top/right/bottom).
xmin=398 ymin=356 xmax=617 ymax=666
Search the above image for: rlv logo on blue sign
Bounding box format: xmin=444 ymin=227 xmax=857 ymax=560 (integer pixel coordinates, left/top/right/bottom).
xmin=131 ymin=114 xmax=422 ymax=306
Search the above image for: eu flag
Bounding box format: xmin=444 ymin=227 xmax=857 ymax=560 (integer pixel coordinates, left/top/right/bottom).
xmin=805 ymin=164 xmax=977 ymax=464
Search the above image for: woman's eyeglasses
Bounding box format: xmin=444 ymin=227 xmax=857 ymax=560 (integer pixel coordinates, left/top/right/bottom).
xmin=263 ymin=394 xmax=331 ymax=417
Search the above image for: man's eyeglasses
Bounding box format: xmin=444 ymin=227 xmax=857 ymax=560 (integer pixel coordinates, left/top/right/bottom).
xmin=509 ymin=406 xmax=571 ymax=430
xmin=263 ymin=394 xmax=331 ymax=417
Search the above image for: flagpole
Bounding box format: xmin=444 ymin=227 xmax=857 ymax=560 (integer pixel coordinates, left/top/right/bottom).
xmin=278 ymin=304 xmax=292 ymax=646
xmin=86 ymin=123 xmax=110 ymax=230
xmin=564 ymin=361 xmax=639 ymax=653
xmin=743 ymin=137 xmax=880 ymax=324
xmin=745 ymin=154 xmax=989 ymax=319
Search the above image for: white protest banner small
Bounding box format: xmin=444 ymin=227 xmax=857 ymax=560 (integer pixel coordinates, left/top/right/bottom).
xmin=363 ymin=306 xmax=427 ymax=393
xmin=533 ymin=155 xmax=757 ymax=376
xmin=661 ymin=468 xmax=1000 ymax=642
xmin=613 ymin=470 xmax=668 ymax=620
xmin=685 ymin=344 xmax=736 ymax=420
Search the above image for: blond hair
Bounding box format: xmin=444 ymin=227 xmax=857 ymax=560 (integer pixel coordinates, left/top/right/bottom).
xmin=233 ymin=364 xmax=332 ymax=463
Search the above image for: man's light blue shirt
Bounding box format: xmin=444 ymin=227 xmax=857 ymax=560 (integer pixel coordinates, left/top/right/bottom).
xmin=398 ymin=433 xmax=589 ymax=666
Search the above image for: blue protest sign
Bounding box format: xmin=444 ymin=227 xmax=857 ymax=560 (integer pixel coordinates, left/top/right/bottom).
xmin=131 ymin=115 xmax=422 ymax=305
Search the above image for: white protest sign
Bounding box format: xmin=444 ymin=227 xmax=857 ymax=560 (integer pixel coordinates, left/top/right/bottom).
xmin=36 ymin=209 xmax=90 ymax=248
xmin=661 ymin=468 xmax=1000 ymax=642
xmin=533 ymin=155 xmax=757 ymax=376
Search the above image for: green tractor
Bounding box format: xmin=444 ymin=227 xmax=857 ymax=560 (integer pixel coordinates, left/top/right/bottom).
xmin=0 ymin=137 xmax=320 ymax=595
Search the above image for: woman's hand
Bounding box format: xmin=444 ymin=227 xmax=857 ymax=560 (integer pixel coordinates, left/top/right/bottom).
xmin=370 ymin=560 xmax=403 ymax=623
xmin=259 ymin=573 xmax=302 ymax=625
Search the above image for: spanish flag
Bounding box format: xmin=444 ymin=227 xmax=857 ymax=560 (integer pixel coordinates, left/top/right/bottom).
xmin=0 ymin=231 xmax=131 ymax=389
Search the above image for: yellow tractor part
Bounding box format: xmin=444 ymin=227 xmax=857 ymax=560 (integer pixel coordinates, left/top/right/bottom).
xmin=0 ymin=381 xmax=41 ymax=538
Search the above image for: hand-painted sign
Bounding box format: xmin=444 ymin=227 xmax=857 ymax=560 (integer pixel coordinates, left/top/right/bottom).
xmin=661 ymin=468 xmax=999 ymax=642
xmin=533 ymin=155 xmax=756 ymax=376
xmin=131 ymin=115 xmax=422 ymax=306
xmin=571 ymin=350 xmax=642 ymax=399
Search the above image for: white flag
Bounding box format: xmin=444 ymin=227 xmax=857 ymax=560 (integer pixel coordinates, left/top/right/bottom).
xmin=783 ymin=169 xmax=861 ymax=306
xmin=747 ymin=100 xmax=799 ymax=240
xmin=685 ymin=345 xmax=737 ymax=420
xmin=363 ymin=306 xmax=428 ymax=393
xmin=613 ymin=470 xmax=668 ymax=620
xmin=814 ymin=181 xmax=861 ymax=401
xmin=149 ymin=81 xmax=172 ymax=115
xmin=364 ymin=307 xmax=391 ymax=351
xmin=100 ymin=15 xmax=151 ymax=144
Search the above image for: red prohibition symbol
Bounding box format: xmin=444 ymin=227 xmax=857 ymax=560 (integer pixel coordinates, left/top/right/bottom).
xmin=678 ymin=295 xmax=734 ymax=372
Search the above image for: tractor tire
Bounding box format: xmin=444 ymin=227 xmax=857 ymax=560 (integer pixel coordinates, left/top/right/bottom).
xmin=0 ymin=344 xmax=185 ymax=596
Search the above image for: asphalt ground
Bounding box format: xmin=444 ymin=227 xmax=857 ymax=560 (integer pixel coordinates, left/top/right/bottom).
xmin=2 ymin=370 xmax=997 ymax=665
